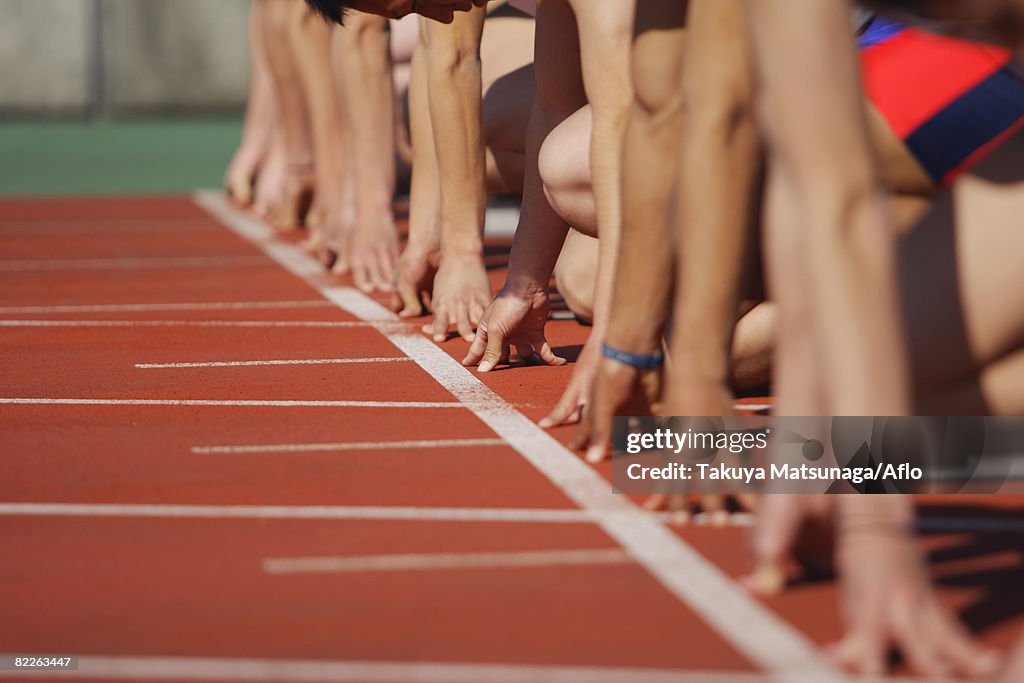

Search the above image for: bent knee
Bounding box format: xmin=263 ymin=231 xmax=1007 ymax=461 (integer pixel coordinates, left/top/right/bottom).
xmin=538 ymin=110 xmax=595 ymax=233
xmin=553 ymin=231 xmax=597 ymax=323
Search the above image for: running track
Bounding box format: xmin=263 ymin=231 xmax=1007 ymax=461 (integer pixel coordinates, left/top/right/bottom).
xmin=0 ymin=193 xmax=1022 ymax=682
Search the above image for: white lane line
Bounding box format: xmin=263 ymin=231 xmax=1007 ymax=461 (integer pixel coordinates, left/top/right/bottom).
xmin=192 ymin=437 xmax=507 ymax=454
xmin=0 ymin=398 xmax=468 ymax=409
xmin=196 ymin=190 xmax=845 ymax=683
xmin=0 ymin=255 xmax=271 ymax=271
xmin=0 ymin=319 xmax=389 ymax=329
xmin=0 ymin=655 xmax=772 ymax=683
xmin=0 ymin=300 xmax=332 ymax=314
xmin=0 ymin=503 xmax=593 ymax=524
xmin=137 ymin=357 xmax=412 ymax=369
xmin=263 ymin=548 xmax=632 ymax=574
xmin=734 ymin=403 xmax=772 ymax=412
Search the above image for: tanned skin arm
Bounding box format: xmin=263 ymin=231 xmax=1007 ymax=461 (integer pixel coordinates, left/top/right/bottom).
xmin=463 ymin=0 xmax=585 ymax=372
xmin=743 ymin=0 xmax=910 ymax=416
xmin=421 ymin=6 xmax=493 ymax=342
xmin=666 ymin=0 xmax=760 ymax=415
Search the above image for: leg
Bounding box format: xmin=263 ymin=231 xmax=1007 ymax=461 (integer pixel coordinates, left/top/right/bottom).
xmin=479 ymin=10 xmax=537 ymax=193
xmin=900 ymin=127 xmax=1024 ymax=414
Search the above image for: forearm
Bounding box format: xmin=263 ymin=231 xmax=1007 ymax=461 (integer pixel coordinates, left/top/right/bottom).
xmin=673 ymin=0 xmax=759 ymax=383
xmin=572 ymin=2 xmax=635 ymax=338
xmin=425 ymin=7 xmax=488 ymax=257
xmin=263 ymin=0 xmax=313 ymax=166
xmin=289 ymin=5 xmax=346 ymax=186
xmin=504 ymin=98 xmax=573 ymax=294
xmin=744 ymin=0 xmax=910 ymax=415
xmin=341 ymin=13 xmax=397 ymax=214
xmin=406 ymin=30 xmax=442 ymax=252
xmin=240 ymin=1 xmax=275 ymax=149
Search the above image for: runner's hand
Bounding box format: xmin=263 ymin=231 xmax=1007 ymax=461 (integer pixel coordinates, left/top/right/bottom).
xmin=462 ymin=288 xmax=565 ymax=373
xmin=424 ymin=253 xmax=491 ymax=342
xmin=390 ymin=245 xmax=439 ymax=318
xmin=339 ymin=210 xmax=399 ymax=293
xmin=569 ymin=354 xmax=661 ymax=463
xmin=539 ymin=334 xmax=602 ymax=428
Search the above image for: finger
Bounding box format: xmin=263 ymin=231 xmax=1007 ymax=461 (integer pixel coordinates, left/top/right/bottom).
xmin=375 ymin=248 xmax=395 ymax=292
xmin=831 ymin=627 xmax=887 ymax=678
xmin=430 ymin=305 xmax=450 ymax=343
xmin=531 ymin=338 xmax=566 ymax=367
xmin=455 ymin=302 xmax=475 ymax=343
xmin=331 ymin=244 xmax=351 ymax=275
xmin=351 ymin=256 xmax=372 ymax=293
xmin=741 ymin=495 xmax=811 ymax=597
xmin=469 ymin=301 xmax=485 ymax=328
xmin=894 ymin=615 xmax=948 ymax=679
xmin=584 ymin=414 xmax=611 ymax=464
xmin=735 ymin=494 xmax=760 ymax=513
xmin=462 ymin=323 xmax=489 ymax=367
xmin=360 ymin=252 xmax=386 ymax=294
xmin=478 ymin=326 xmax=507 ymax=373
xmin=700 ymin=494 xmax=730 ymax=527
xmin=539 ymin=387 xmax=584 ymax=429
xmin=567 ymin=402 xmax=593 ymax=450
xmin=933 ymin=615 xmax=1001 ymax=677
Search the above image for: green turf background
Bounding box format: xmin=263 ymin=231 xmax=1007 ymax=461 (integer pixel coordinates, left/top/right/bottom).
xmin=0 ymin=120 xmax=242 ymax=196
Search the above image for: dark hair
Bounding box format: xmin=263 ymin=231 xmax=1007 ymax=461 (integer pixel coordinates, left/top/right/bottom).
xmin=304 ymin=0 xmax=348 ymax=24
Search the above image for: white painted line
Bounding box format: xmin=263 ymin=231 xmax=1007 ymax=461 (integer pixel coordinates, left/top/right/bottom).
xmin=263 ymin=548 xmax=632 ymax=574
xmin=734 ymin=403 xmax=773 ymax=412
xmin=0 ymin=300 xmax=332 ymax=314
xmin=196 ymin=190 xmax=846 ymax=683
xmin=0 ymin=319 xmax=388 ymax=329
xmin=0 ymin=655 xmax=771 ymax=683
xmin=0 ymin=398 xmax=468 ymax=409
xmin=193 ymin=437 xmax=506 ymax=454
xmin=0 ymin=503 xmax=594 ymax=524
xmin=137 ymin=357 xmax=412 ymax=369
xmin=0 ymin=255 xmax=270 ymax=271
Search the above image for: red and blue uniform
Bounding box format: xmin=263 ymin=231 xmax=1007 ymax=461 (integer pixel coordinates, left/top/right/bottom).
xmin=859 ymin=16 xmax=1024 ymax=185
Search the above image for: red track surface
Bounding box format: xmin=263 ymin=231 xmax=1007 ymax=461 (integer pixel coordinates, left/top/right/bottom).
xmin=0 ymin=194 xmax=1022 ymax=682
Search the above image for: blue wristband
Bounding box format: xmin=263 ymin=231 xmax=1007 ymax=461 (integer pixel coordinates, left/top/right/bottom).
xmin=601 ymin=343 xmax=664 ymax=370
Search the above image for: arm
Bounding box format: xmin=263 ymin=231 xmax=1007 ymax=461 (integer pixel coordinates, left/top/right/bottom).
xmin=567 ymin=0 xmax=635 ymax=343
xmin=463 ymin=0 xmax=586 ymax=371
xmin=667 ymin=0 xmax=760 ymax=414
xmin=420 ymin=6 xmax=494 ymax=341
xmin=336 ymin=11 xmax=400 ymax=291
xmin=742 ymin=0 xmax=910 ymax=415
xmin=262 ymin=0 xmax=316 ymax=231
